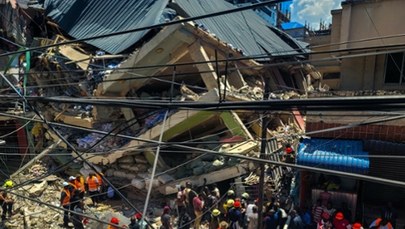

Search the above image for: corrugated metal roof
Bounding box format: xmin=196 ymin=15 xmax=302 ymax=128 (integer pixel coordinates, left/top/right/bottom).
xmin=172 ymin=0 xmax=300 ymax=57
xmin=42 ymin=0 xmax=168 ymax=54
xmin=297 ymin=139 xmax=369 ymax=174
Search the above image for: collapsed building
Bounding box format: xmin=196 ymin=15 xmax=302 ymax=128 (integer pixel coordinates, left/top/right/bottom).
xmin=0 ymin=0 xmax=322 ymax=210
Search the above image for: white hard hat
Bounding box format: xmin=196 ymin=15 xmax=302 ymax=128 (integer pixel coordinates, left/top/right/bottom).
xmin=69 ymin=176 xmax=76 ymax=181
xmin=63 ymin=182 xmax=69 ymax=187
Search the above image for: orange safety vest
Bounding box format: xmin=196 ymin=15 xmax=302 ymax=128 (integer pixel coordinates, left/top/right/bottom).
xmin=374 ymin=218 xmax=393 ymax=229
xmin=74 ymin=180 xmax=84 ymax=192
xmin=95 ymin=173 xmax=103 ymax=186
xmin=87 ymin=176 xmax=99 ymax=191
xmin=61 ymin=189 xmax=70 ymax=206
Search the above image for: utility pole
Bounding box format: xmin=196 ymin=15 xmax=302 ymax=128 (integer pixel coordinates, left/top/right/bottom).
xmin=257 ymin=75 xmax=270 ymax=229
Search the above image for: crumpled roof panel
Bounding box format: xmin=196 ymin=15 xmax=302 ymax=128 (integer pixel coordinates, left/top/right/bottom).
xmin=173 ymin=0 xmax=299 ymax=57
xmin=43 ymin=0 xmax=169 ymax=54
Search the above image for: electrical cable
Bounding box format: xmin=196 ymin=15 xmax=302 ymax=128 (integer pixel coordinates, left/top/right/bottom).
xmin=3 ymin=94 xmax=405 ymax=111
xmin=0 ymin=72 xmax=156 ymax=228
xmin=4 ymin=188 xmax=129 ymax=229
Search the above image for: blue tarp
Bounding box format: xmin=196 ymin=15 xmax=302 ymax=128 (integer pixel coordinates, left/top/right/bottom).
xmin=42 ymin=0 xmax=169 ymax=54
xmin=297 ymin=139 xmax=370 ymax=174
xmin=281 ymin=22 xmax=305 ymax=30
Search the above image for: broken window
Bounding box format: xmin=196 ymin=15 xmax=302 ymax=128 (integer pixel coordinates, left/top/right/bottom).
xmin=384 ymin=52 xmax=405 ymax=84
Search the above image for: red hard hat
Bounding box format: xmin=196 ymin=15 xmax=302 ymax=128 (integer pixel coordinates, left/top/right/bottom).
xmin=335 ymin=212 xmax=344 ymax=220
xmin=352 ymin=223 xmax=362 ymax=229
xmin=233 ymin=200 xmax=241 ymax=208
xmin=111 ymin=217 xmax=119 ymax=224
xmin=286 ymin=147 xmax=293 ymax=154
xmin=135 ymin=213 xmax=142 ymax=220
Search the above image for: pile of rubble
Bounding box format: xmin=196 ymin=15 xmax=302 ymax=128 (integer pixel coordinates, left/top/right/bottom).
xmin=8 ymin=162 xmax=133 ymax=229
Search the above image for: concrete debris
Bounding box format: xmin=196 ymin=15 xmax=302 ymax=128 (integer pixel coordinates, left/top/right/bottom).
xmin=7 ymin=162 xmax=137 ymax=229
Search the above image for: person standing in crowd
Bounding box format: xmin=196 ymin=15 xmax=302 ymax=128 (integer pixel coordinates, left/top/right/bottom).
xmin=175 ymin=185 xmax=186 ymax=216
xmin=320 ymin=188 xmax=332 ymax=207
xmin=369 ymin=217 xmax=393 ymax=229
xmin=264 ymin=209 xmax=278 ymax=229
xmin=212 ymin=183 xmax=221 ymax=199
xmin=60 ymin=182 xmax=71 ymax=227
xmin=86 ymin=172 xmax=100 ymax=206
xmin=71 ymin=199 xmax=84 ymax=229
xmin=228 ymin=200 xmax=242 ymax=229
xmin=381 ymin=202 xmax=397 ymax=228
xmin=184 ymin=182 xmax=197 ymax=219
xmin=179 ymin=212 xmax=192 ymax=229
xmin=210 ymin=209 xmax=221 ymax=229
xmin=161 ymin=206 xmax=172 ymax=229
xmin=323 ymin=202 xmax=336 ymax=219
xmin=317 ymin=212 xmax=333 ymax=229
xmin=193 ymin=193 xmax=204 ymax=229
xmin=74 ymin=175 xmax=85 ymax=199
xmin=332 ymin=212 xmax=350 ymax=229
xmin=247 ymin=206 xmax=258 ymax=229
xmin=312 ymin=199 xmax=323 ymax=224
xmin=301 ymin=206 xmax=312 ymax=229
xmin=129 ymin=215 xmax=140 ymax=229
xmin=352 ymin=222 xmax=364 ymax=229
xmin=287 ymin=209 xmax=304 ymax=229
xmin=274 ymin=202 xmax=288 ymax=228
xmin=336 ymin=202 xmax=352 ymax=223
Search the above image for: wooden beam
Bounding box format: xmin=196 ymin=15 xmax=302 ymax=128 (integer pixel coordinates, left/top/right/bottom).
xmin=10 ymin=139 xmax=62 ymax=178
xmin=220 ymin=111 xmax=254 ymax=140
xmin=189 ymin=41 xmax=220 ymax=90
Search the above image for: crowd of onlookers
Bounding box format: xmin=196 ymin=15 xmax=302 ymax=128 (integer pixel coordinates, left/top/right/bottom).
xmin=150 ymin=182 xmax=398 ymax=229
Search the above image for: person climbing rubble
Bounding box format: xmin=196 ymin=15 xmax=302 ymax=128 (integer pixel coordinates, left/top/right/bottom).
xmin=86 ymin=172 xmax=100 ymax=206
xmin=0 ymin=190 xmax=13 ymax=221
xmin=108 ymin=217 xmax=120 ymax=229
xmin=60 ymin=181 xmax=72 ymax=228
xmin=2 ymin=180 xmax=14 ymax=189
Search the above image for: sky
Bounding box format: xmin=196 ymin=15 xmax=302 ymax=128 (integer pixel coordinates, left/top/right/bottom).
xmin=290 ymin=0 xmax=342 ymax=29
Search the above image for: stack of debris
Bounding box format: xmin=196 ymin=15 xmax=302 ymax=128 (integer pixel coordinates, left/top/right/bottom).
xmin=9 ymin=162 xmax=140 ymax=229
xmin=0 ymin=0 xmax=316 ymax=203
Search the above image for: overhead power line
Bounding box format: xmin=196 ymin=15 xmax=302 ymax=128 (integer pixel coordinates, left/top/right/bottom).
xmin=2 ymin=95 xmax=404 ymax=110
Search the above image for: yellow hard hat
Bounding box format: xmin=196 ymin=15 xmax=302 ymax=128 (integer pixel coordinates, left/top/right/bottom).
xmin=227 ymin=199 xmax=235 ymax=207
xmin=3 ymin=180 xmax=14 ymax=188
xmin=242 ymin=192 xmax=249 ymax=199
xmin=212 ymin=209 xmax=221 ymax=217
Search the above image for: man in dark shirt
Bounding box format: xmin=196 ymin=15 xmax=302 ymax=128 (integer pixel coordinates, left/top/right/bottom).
xmin=161 ymin=206 xmax=172 ymax=229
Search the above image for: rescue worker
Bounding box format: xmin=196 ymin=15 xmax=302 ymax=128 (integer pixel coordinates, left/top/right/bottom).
xmin=210 ymin=209 xmax=221 ymax=229
xmin=68 ymin=176 xmax=77 ymax=191
xmin=0 ymin=191 xmax=13 ymax=220
xmin=86 ymin=172 xmax=100 ymax=206
xmin=229 ymin=200 xmax=242 ymax=229
xmin=108 ymin=217 xmax=120 ymax=229
xmin=2 ymin=180 xmax=14 ymax=189
xmin=60 ymin=182 xmax=71 ymax=227
xmin=71 ymin=199 xmax=84 ymax=229
xmin=74 ymin=175 xmax=85 ymax=199
xmin=95 ymin=171 xmax=106 ymax=200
